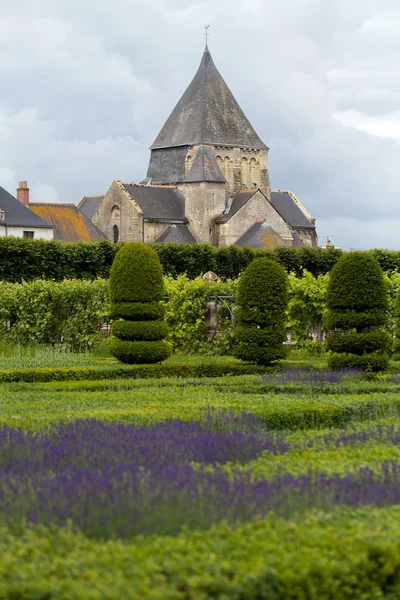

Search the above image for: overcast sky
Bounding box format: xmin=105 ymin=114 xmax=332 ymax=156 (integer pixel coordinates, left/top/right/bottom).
xmin=1 ymin=0 xmax=400 ymax=249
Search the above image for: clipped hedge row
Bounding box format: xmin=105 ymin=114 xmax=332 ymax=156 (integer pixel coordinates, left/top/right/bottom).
xmin=2 ymin=507 xmax=400 ymax=599
xmin=0 ymin=237 xmax=347 ymax=281
xmin=0 ymin=360 xmax=265 ymax=383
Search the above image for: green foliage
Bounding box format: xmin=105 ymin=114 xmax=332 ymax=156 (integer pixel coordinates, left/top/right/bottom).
xmin=110 ymin=243 xmax=164 ymax=303
xmin=0 ymin=357 xmax=264 ymax=384
xmin=110 ymin=301 xmax=165 ymax=321
xmin=153 ymin=242 xmax=216 ymax=279
xmin=286 ymin=269 xmax=329 ymax=343
xmin=111 ymin=320 xmax=168 ymax=341
xmin=328 ymin=352 xmax=390 ymax=372
xmin=326 ymin=252 xmax=389 ymax=371
xmin=327 ymin=251 xmax=388 ymax=314
xmin=0 ymin=278 xmax=109 ymax=350
xmin=234 ymin=258 xmax=288 ymax=365
xmin=164 ymin=274 xmax=238 ymax=354
xmin=0 ymin=237 xmax=117 ymax=282
xmin=324 ymin=309 xmax=387 ymax=331
xmin=234 ymin=325 xmax=287 ymax=364
xmin=3 ymin=507 xmax=400 ymax=599
xmin=391 ymin=275 xmax=400 ymax=357
xmin=109 ymin=243 xmax=169 ymax=364
xmin=108 ymin=338 xmax=171 ymax=364
xmin=326 ymin=331 xmax=391 ymax=355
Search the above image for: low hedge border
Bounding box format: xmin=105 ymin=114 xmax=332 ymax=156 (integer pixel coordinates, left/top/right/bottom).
xmin=2 ymin=507 xmax=400 ymax=599
xmin=0 ymin=361 xmax=265 ymax=383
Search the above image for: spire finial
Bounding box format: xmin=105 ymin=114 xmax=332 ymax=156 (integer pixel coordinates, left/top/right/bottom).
xmin=204 ymin=25 xmax=210 ymax=48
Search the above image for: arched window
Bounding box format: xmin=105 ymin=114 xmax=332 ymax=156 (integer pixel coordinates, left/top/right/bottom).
xmin=113 ymin=224 xmax=119 ymax=243
xmin=111 ymin=205 xmax=120 ymax=220
xmin=186 ymin=155 xmax=193 ymax=173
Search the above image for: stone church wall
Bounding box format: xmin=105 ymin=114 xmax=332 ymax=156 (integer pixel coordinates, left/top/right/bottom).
xmin=217 ymin=191 xmax=293 ymax=247
xmin=212 ymin=146 xmax=270 ymax=199
xmin=295 ymin=227 xmax=318 ymax=248
xmin=178 ymin=181 xmax=226 ymax=244
xmin=143 ymin=220 xmax=169 ymax=243
xmin=96 ymin=181 xmax=143 ymax=242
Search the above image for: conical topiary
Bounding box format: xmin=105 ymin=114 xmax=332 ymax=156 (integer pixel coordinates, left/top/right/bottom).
xmin=109 ymin=242 xmax=171 ymax=364
xmin=233 ymin=257 xmax=288 ymax=365
xmin=325 ymin=251 xmax=390 ymax=371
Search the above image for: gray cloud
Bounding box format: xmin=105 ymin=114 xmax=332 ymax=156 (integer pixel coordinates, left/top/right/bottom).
xmin=1 ymin=0 xmax=400 ymax=249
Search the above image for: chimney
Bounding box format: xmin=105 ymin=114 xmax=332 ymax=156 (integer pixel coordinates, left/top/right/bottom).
xmin=17 ymin=181 xmax=29 ymax=206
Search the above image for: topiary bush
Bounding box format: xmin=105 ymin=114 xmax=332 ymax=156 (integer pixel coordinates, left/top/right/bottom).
xmin=233 ymin=258 xmax=288 ymax=365
xmin=325 ymin=251 xmax=389 ymax=371
xmin=109 ymin=243 xmax=171 ymax=364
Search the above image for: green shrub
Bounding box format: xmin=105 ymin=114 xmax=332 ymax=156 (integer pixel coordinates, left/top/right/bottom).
xmin=3 ymin=508 xmax=400 ymax=599
xmin=234 ymin=325 xmax=287 ymax=364
xmin=110 ymin=301 xmax=165 ymax=321
xmin=328 ymin=352 xmax=390 ymax=372
xmin=109 ymin=338 xmax=171 ymax=364
xmin=0 ymin=359 xmax=264 ymax=383
xmin=109 ymin=243 xmax=170 ymax=364
xmin=324 ymin=309 xmax=387 ymax=331
xmin=111 ymin=320 xmax=168 ymax=341
xmin=326 ymin=331 xmax=391 ymax=355
xmin=326 ymin=252 xmax=389 ymax=371
xmin=110 ymin=243 xmax=164 ymax=303
xmin=327 ymin=252 xmax=388 ymax=314
xmin=233 ymin=258 xmax=288 ymax=365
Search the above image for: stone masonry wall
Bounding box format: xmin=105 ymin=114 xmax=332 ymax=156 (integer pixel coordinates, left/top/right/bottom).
xmin=177 ymin=181 xmax=226 ymax=244
xmin=96 ymin=181 xmax=143 ymax=242
xmin=184 ymin=145 xmax=270 ymax=199
xmin=217 ymin=190 xmax=293 ymax=247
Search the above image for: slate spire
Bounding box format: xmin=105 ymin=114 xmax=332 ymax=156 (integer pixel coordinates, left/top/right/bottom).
xmin=151 ymin=48 xmax=267 ymax=150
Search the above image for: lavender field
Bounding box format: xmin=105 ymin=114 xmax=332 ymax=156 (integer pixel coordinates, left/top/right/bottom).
xmin=3 ymin=366 xmax=400 ymax=598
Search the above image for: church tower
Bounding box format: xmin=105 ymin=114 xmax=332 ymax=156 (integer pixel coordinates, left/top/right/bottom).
xmin=146 ymin=47 xmax=271 ymax=243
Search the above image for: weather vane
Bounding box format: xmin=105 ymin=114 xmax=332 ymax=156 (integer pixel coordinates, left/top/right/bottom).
xmin=204 ymin=25 xmax=210 ymax=46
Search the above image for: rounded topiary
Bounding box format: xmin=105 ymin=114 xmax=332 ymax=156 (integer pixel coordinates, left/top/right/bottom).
xmin=326 ymin=252 xmax=389 ymax=371
xmin=110 ymin=243 xmax=164 ymax=304
xmin=233 ymin=258 xmax=288 ymax=365
xmin=109 ymin=242 xmax=171 ymax=364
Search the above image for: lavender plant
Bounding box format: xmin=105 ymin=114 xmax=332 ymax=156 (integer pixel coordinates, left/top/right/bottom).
xmin=1 ymin=414 xmax=400 ymax=538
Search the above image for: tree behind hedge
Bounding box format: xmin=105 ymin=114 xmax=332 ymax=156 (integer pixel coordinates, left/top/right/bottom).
xmin=233 ymin=258 xmax=288 ymax=365
xmin=109 ymin=243 xmax=171 ymax=364
xmin=325 ymin=251 xmax=390 ymax=371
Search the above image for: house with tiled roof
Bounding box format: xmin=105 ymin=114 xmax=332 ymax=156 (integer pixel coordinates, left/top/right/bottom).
xmin=82 ymin=46 xmax=318 ymax=248
xmin=29 ymin=202 xmax=106 ymax=242
xmin=0 ymin=183 xmax=54 ymax=240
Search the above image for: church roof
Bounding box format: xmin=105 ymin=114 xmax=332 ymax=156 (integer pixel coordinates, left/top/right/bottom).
xmin=234 ymin=220 xmax=287 ymax=249
xmin=154 ymin=223 xmax=196 ymax=244
xmin=0 ymin=187 xmax=53 ymax=229
xmin=270 ymin=191 xmax=315 ymax=229
xmin=151 ymin=48 xmax=268 ymax=150
xmin=216 ymin=190 xmax=257 ymax=223
xmin=29 ymin=203 xmax=107 ymax=242
xmin=121 ymin=183 xmax=186 ymax=220
xmin=78 ymin=195 xmax=104 ymax=220
xmin=184 ymin=146 xmax=226 ymax=183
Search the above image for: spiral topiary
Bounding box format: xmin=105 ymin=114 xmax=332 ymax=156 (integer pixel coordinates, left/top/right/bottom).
xmin=109 ymin=242 xmax=171 ymax=364
xmin=233 ymin=257 xmax=288 ymax=365
xmin=325 ymin=251 xmax=389 ymax=371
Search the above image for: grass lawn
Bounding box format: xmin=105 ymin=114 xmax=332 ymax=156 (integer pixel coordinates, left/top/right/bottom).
xmin=1 ymin=346 xmax=400 ymax=598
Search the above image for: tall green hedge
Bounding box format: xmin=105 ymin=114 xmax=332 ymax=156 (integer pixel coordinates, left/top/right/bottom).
xmin=233 ymin=258 xmax=288 ymax=365
xmin=5 ymin=237 xmax=400 ymax=282
xmin=0 ymin=239 xmax=343 ymax=281
xmin=109 ymin=243 xmax=171 ymax=364
xmin=326 ymin=252 xmax=390 ymax=371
